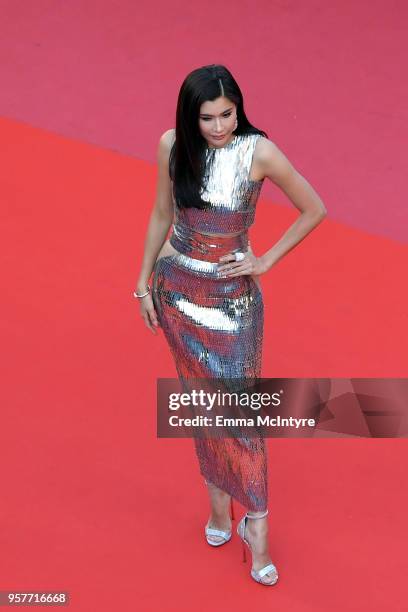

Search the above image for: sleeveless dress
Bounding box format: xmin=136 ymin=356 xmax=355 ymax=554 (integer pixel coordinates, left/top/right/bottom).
xmin=152 ymin=133 xmax=267 ymax=511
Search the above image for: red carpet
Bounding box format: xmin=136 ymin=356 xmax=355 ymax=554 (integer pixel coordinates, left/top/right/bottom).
xmin=1 ymin=116 xmax=407 ymax=610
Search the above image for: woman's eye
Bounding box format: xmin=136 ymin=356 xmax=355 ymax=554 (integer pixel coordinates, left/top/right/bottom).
xmin=201 ymin=113 xmax=232 ymax=122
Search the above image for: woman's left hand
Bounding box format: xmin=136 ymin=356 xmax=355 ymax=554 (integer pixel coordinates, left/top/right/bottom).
xmin=217 ymin=251 xmax=267 ymax=278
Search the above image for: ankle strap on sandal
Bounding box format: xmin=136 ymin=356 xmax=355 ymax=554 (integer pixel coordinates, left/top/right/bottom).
xmin=246 ymin=509 xmax=269 ymax=520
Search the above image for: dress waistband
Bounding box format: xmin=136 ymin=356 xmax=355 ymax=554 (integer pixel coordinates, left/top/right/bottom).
xmin=169 ymin=223 xmax=249 ymax=263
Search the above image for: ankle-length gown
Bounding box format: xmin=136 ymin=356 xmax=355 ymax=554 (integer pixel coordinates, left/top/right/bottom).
xmin=152 ymin=133 xmax=267 ymax=511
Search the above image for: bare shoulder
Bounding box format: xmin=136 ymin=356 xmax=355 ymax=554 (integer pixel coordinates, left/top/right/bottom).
xmin=254 ymin=135 xmax=281 ymax=160
xmin=156 ymin=129 xmax=176 ymax=170
xmin=159 ymin=128 xmax=176 ymax=151
xmin=253 ymin=135 xmax=297 ymax=185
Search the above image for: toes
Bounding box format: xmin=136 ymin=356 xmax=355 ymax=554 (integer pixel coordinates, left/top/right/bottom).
xmin=207 ymin=534 xmax=223 ymax=544
xmin=262 ymin=572 xmax=277 ymax=585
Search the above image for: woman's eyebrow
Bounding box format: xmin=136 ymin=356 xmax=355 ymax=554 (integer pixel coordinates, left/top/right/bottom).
xmin=199 ymin=107 xmax=234 ymax=117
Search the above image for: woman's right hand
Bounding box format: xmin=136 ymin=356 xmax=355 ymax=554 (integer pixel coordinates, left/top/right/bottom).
xmin=139 ymin=293 xmax=161 ymax=335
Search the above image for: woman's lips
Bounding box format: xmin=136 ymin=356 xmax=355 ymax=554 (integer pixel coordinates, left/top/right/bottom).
xmin=213 ymin=134 xmax=226 ymax=140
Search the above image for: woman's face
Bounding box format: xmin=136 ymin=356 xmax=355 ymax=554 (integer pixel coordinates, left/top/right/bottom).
xmin=198 ymin=97 xmax=237 ymax=148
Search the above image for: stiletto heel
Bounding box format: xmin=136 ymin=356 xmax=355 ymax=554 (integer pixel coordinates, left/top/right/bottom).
xmin=230 ymin=497 xmax=235 ymax=521
xmin=241 ymin=539 xmax=247 ymax=563
xmin=236 ymin=509 xmax=278 ymax=586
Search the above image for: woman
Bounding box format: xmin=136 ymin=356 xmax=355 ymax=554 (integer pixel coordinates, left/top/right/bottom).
xmin=134 ymin=64 xmax=327 ymax=586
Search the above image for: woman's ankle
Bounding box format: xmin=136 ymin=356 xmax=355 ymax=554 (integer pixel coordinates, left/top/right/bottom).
xmin=207 ymin=483 xmax=232 ymax=525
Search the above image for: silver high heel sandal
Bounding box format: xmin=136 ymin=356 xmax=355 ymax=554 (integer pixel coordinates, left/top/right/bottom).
xmin=204 ymin=479 xmax=235 ymax=546
xmin=237 ymin=509 xmax=278 ymax=585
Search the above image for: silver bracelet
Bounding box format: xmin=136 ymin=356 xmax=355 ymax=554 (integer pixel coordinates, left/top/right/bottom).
xmin=133 ymin=284 xmax=151 ymax=299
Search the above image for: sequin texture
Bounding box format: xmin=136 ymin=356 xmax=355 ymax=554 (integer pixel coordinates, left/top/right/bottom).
xmin=152 ymin=133 xmax=268 ymax=511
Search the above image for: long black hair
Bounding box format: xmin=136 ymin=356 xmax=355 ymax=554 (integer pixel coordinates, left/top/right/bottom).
xmin=169 ymin=64 xmax=268 ymax=210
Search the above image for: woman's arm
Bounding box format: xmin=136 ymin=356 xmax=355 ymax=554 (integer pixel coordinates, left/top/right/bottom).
xmin=256 ymin=137 xmax=327 ymax=273
xmin=135 ymin=129 xmax=175 ymax=294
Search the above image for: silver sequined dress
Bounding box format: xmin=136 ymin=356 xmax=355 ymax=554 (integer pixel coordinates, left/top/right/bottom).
xmin=152 ymin=133 xmax=267 ymax=511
